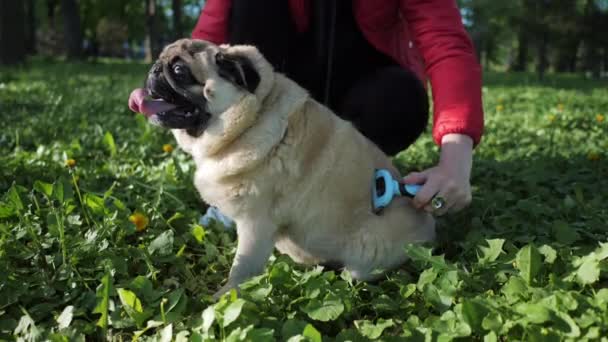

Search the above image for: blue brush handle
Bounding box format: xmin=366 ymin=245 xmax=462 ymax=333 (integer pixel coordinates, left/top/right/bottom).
xmin=398 ymin=182 xmax=422 ymax=198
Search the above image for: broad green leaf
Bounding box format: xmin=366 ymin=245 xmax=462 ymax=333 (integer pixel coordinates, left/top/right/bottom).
xmin=148 ymin=230 xmax=174 ymax=256
xmin=93 ymin=273 xmax=112 ymax=328
xmin=175 ymin=330 xmax=190 ymax=342
xmin=132 ymin=320 xmax=164 ymax=340
xmin=201 ymin=306 xmax=215 ymax=333
xmin=478 ymin=239 xmax=505 ymax=265
xmin=222 ymin=299 xmax=245 ymax=328
xmin=595 ymin=288 xmax=608 ymax=307
xmin=553 ymin=311 xmax=580 ymax=338
xmin=8 ymin=184 xmax=24 ymax=210
xmin=14 ymin=311 xmax=41 ymax=341
xmin=484 ymin=331 xmax=498 ymax=342
xmin=355 ymin=319 xmax=395 ymax=339
xmin=52 ymin=180 xmax=64 ymax=202
xmin=117 ymin=288 xmax=151 ymax=327
xmin=302 ymin=324 xmax=322 ymax=342
xmin=84 ymin=193 xmax=105 ymax=215
xmin=515 ymin=303 xmax=552 ymax=324
xmin=129 ymin=276 xmax=161 ymax=303
xmin=159 ymin=323 xmax=173 ymax=342
xmin=400 ymin=283 xmax=417 ymax=299
xmin=103 ymin=131 xmax=117 ymax=156
xmin=576 ymin=258 xmax=600 ymax=285
xmin=482 ymin=312 xmax=503 ymax=333
xmin=417 ymin=268 xmax=438 ymax=291
xmin=538 ymin=245 xmax=557 ymax=264
xmin=281 ymin=320 xmax=308 ymax=339
xmin=301 ymin=295 xmax=344 ymax=322
xmin=335 ymin=329 xmax=369 ymax=342
xmin=165 ymin=288 xmax=185 ymax=313
xmin=516 ymin=244 xmax=542 ymax=284
xmin=423 ymin=284 xmax=454 ymax=311
xmin=404 ymin=244 xmax=456 ymax=271
xmin=34 ymin=180 xmax=53 ymax=197
xmin=225 ymin=325 xmax=273 ymax=342
xmin=552 ymin=221 xmax=580 ymax=244
xmin=244 ymin=328 xmax=274 ymax=342
xmin=56 ymin=306 xmax=73 ymax=329
xmin=461 ymin=299 xmax=490 ymax=333
xmin=191 ymin=224 xmax=206 ymax=244
xmin=0 ymin=201 xmax=16 ymax=218
xmin=501 ymin=276 xmax=528 ymax=303
xmin=595 ymin=242 xmax=608 ymax=260
xmin=117 ymin=288 xmax=143 ymax=312
xmin=113 ymin=198 xmax=126 ymax=211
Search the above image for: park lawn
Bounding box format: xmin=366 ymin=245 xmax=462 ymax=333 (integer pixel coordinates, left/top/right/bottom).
xmin=0 ymin=59 xmax=607 ymax=341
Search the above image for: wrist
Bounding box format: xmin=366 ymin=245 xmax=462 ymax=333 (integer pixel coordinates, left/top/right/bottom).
xmin=439 ymin=134 xmax=473 ymax=176
xmin=440 ymin=133 xmax=474 ymax=147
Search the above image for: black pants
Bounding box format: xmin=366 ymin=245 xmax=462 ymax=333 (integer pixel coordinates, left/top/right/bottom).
xmin=227 ymin=0 xmax=428 ymax=155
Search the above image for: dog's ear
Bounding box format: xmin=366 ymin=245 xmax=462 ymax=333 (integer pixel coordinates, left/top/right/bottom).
xmin=215 ymin=52 xmax=261 ymax=93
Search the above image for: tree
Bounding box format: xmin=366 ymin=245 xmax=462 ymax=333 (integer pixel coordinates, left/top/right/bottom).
xmin=172 ymin=0 xmax=184 ymax=39
xmin=0 ymin=1 xmax=27 ymax=65
xmin=25 ymin=0 xmax=36 ymax=54
xmin=61 ymin=0 xmax=84 ymax=59
xmin=145 ymin=0 xmax=161 ymax=62
xmin=535 ymin=0 xmax=551 ymax=80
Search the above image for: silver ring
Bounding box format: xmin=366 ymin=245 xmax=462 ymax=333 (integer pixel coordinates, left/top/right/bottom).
xmin=431 ymin=196 xmax=445 ymax=210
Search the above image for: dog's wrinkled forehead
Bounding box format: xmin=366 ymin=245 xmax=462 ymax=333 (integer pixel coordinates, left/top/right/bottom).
xmin=158 ymin=39 xmax=220 ymax=80
xmin=159 ymin=39 xmax=217 ymax=62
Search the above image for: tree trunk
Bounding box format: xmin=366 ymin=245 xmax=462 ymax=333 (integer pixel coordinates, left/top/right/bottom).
xmin=145 ymin=0 xmax=161 ymax=62
xmin=61 ymin=0 xmax=83 ymax=59
xmin=25 ymin=0 xmax=36 ymax=54
xmin=536 ymin=0 xmax=551 ymax=81
xmin=512 ymin=29 xmax=528 ymax=72
xmin=602 ymin=47 xmax=608 ymax=73
xmin=172 ymin=0 xmax=183 ymax=40
xmin=555 ymin=40 xmax=579 ymax=73
xmin=537 ymin=31 xmax=549 ymax=80
xmin=0 ymin=0 xmax=27 ymax=65
xmin=47 ymin=0 xmax=59 ymax=24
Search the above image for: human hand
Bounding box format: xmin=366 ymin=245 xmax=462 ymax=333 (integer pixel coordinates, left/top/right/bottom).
xmin=403 ymin=134 xmax=474 ymax=216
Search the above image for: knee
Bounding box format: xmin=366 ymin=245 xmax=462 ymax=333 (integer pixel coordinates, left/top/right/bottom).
xmin=340 ymin=67 xmax=430 ymax=155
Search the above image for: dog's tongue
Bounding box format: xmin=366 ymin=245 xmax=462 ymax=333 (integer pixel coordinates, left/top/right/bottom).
xmin=128 ymin=88 xmax=177 ymax=117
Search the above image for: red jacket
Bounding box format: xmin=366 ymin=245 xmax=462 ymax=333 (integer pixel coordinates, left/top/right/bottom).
xmin=192 ymin=0 xmax=484 ymax=146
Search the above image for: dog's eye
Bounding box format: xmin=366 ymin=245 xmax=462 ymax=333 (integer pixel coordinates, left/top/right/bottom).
xmin=171 ymin=63 xmax=196 ymax=84
xmin=173 ymin=64 xmax=186 ymax=75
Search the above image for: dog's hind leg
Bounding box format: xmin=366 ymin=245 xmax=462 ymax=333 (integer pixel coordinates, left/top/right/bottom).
xmin=214 ymin=216 xmax=277 ymax=299
xmin=341 ymin=211 xmax=435 ymax=282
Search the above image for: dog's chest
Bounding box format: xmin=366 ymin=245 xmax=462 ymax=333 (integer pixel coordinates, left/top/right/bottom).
xmin=192 ymin=163 xmax=273 ymax=215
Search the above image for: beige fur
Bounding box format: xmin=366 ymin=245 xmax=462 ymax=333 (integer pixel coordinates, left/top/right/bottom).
xmin=163 ymin=40 xmax=435 ymax=297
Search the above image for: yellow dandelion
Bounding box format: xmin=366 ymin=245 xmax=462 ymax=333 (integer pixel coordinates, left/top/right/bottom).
xmin=587 ymin=152 xmax=600 ymax=161
xmin=557 ymin=103 xmax=564 ymax=112
xmin=596 ymin=114 xmax=604 ymax=123
xmin=129 ymin=212 xmax=149 ymax=232
xmin=66 ymin=158 xmax=76 ymax=168
xmin=162 ymin=144 xmax=174 ymax=153
xmin=496 ymin=105 xmax=504 ymax=112
xmin=547 ymin=114 xmax=556 ymax=123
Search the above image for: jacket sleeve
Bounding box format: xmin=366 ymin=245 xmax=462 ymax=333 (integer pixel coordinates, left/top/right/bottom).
xmin=191 ymin=0 xmax=232 ymax=44
xmin=401 ymin=0 xmax=484 ymax=146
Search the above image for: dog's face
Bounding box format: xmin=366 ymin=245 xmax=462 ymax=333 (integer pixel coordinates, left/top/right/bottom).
xmin=143 ymin=39 xmax=262 ymax=136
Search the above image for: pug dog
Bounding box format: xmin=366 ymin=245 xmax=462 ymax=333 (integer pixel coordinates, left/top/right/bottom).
xmin=128 ymin=39 xmax=435 ymax=297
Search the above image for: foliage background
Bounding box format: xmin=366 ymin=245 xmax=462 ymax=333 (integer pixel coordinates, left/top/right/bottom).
xmin=1 ymin=0 xmax=608 ymax=340
xmin=0 ymin=59 xmax=607 ymax=340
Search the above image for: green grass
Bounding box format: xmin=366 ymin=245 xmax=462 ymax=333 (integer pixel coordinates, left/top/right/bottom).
xmin=1 ymin=59 xmax=607 ymax=341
